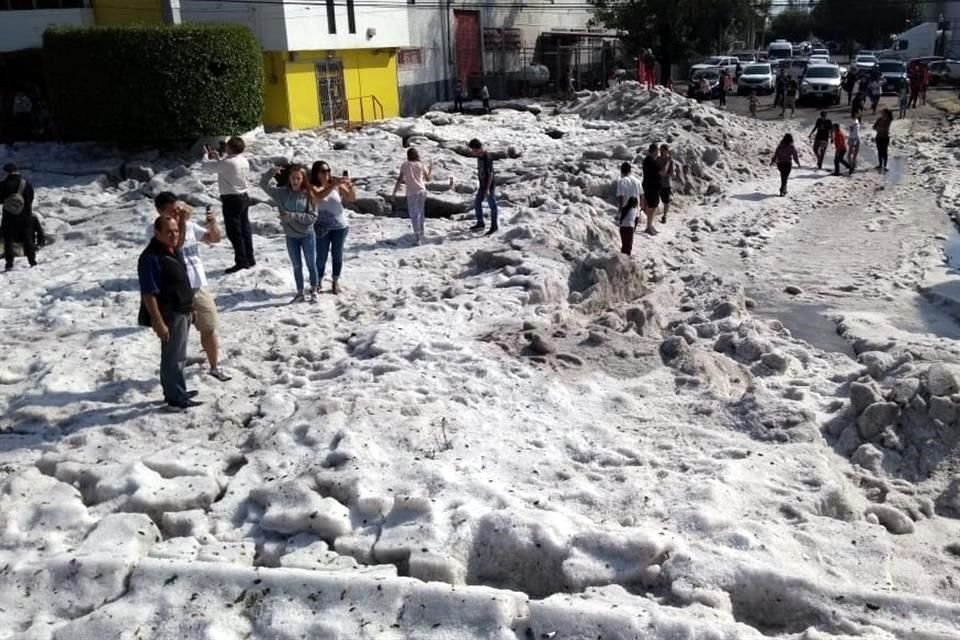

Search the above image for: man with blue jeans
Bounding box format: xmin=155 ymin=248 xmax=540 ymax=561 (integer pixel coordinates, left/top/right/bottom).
xmin=468 ymin=138 xmax=499 ymax=236
xmin=138 ymin=216 xmax=199 ymax=410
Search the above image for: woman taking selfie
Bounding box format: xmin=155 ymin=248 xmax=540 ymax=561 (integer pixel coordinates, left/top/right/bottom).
xmin=310 ymin=160 xmax=356 ymax=295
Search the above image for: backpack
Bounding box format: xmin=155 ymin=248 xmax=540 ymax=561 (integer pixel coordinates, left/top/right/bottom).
xmin=2 ymin=178 xmax=25 ymax=216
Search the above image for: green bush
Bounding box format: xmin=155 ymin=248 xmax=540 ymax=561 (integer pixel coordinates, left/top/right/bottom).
xmin=43 ymin=24 xmax=263 ymax=143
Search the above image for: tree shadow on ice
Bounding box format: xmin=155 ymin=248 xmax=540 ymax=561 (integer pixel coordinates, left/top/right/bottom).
xmin=731 ymin=192 xmax=779 ymax=202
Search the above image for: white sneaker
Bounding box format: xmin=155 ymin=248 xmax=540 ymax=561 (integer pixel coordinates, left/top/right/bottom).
xmin=210 ymin=367 xmax=232 ymax=382
xmin=307 ymin=292 xmax=317 ymax=304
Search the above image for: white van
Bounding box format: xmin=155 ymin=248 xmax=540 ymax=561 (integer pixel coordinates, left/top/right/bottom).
xmin=768 ymin=40 xmax=794 ymax=62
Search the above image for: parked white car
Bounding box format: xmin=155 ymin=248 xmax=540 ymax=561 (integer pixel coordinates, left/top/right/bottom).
xmin=800 ymin=63 xmax=842 ymax=104
xmin=689 ymin=55 xmax=739 ymax=79
xmin=737 ymin=63 xmax=775 ymax=94
xmin=855 ymin=54 xmax=879 ymax=75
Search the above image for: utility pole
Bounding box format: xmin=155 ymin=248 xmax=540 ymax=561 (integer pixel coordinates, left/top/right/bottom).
xmin=162 ymin=0 xmax=182 ymax=25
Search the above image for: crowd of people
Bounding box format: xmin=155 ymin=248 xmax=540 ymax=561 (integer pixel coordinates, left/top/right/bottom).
xmin=133 ymin=134 xmax=503 ymax=410
xmin=615 ymin=144 xmax=675 ymax=255
xmin=771 ymin=107 xmax=893 ymax=196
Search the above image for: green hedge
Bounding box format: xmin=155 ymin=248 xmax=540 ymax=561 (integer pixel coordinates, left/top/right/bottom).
xmin=43 ymin=24 xmax=264 ymax=143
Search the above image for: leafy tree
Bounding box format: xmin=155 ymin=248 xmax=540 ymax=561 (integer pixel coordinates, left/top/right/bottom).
xmin=591 ymin=0 xmax=758 ymax=81
xmin=771 ymin=10 xmax=814 ymax=44
xmin=812 ymin=0 xmax=920 ymax=52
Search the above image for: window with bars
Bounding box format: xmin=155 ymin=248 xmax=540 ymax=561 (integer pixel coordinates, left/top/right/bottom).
xmin=0 ymin=0 xmax=84 ymax=9
xmin=398 ymin=49 xmax=423 ymax=68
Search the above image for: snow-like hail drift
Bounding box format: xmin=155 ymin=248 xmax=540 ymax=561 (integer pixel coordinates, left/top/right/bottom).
xmin=1 ymin=84 xmax=959 ymax=639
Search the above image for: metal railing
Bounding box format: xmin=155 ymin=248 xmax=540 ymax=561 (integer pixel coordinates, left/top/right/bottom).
xmin=345 ymin=94 xmax=385 ymax=126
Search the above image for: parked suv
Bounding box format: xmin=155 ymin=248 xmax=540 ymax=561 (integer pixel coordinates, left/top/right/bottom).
xmin=878 ymin=59 xmax=907 ymax=94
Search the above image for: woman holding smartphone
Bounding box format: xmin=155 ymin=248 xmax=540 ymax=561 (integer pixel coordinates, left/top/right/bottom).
xmin=310 ymin=161 xmax=356 ymax=295
xmin=262 ymin=164 xmax=320 ymax=303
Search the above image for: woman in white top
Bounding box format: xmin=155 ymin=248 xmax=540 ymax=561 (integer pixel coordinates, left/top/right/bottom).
xmin=619 ymin=196 xmax=640 ymax=256
xmin=392 ymin=147 xmax=432 ymax=244
xmin=848 ymin=116 xmax=862 ymax=170
xmin=310 ymin=160 xmax=356 ymax=295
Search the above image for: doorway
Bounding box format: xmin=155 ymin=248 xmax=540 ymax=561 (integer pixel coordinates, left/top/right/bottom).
xmin=315 ymin=60 xmax=347 ymax=124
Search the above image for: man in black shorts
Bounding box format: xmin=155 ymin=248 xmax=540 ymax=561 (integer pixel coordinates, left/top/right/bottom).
xmin=810 ymin=111 xmax=832 ymax=170
xmin=641 ymin=143 xmax=661 ymax=235
xmin=657 ymin=143 xmax=675 ymax=224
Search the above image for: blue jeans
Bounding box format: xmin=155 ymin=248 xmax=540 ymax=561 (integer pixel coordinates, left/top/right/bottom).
xmin=160 ymin=312 xmax=190 ymax=404
xmin=316 ymin=227 xmax=349 ymax=280
xmin=285 ymin=233 xmax=318 ymax=292
xmin=474 ymin=190 xmax=498 ymax=227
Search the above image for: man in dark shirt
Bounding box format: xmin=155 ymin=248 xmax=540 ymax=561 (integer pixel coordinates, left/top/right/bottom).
xmin=468 ymin=138 xmax=499 ymax=236
xmin=641 ymin=144 xmax=661 ymax=236
xmin=810 ymin=111 xmax=832 ymax=170
xmin=1 ymin=163 xmax=37 ymax=271
xmin=139 ymin=216 xmax=199 ymax=410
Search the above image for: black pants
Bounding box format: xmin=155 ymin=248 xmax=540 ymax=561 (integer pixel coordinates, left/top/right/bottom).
xmin=454 ymin=97 xmax=463 ymax=112
xmin=620 ymin=226 xmax=635 ymax=256
xmin=719 ymin=90 xmax=727 ymax=107
xmin=876 ymin=135 xmax=890 ymax=169
xmin=834 ymin=150 xmax=851 ymax=174
xmin=777 ymin=162 xmax=792 ymax=195
xmin=482 ymin=98 xmax=490 ymax=113
xmin=221 ymin=193 xmax=254 ymax=268
xmin=814 ymin=139 xmax=828 ymax=168
xmin=3 ymin=223 xmax=36 ymax=268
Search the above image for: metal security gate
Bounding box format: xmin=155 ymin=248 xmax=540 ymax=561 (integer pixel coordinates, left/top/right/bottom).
xmin=316 ymin=60 xmax=347 ymax=125
xmin=454 ymin=10 xmax=482 ymax=89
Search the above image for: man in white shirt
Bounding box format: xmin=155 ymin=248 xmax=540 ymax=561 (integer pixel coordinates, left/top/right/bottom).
xmin=616 ymin=161 xmax=643 ymax=212
xmin=204 ymin=137 xmax=253 ymax=273
xmin=151 ymin=192 xmax=232 ymax=382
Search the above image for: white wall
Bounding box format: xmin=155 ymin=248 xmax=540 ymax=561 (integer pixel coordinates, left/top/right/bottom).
xmin=0 ymin=9 xmax=94 ymax=53
xmin=283 ymin=3 xmax=410 ymax=50
xmin=181 ymin=0 xmax=409 ymax=52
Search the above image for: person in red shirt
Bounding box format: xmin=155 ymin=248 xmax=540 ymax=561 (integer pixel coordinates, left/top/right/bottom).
xmin=832 ymin=123 xmax=853 ymax=176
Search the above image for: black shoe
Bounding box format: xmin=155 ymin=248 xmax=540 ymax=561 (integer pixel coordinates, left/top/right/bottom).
xmin=243 ymin=261 xmax=256 ymax=269
xmin=225 ymin=265 xmax=244 ymax=274
xmin=168 ymin=398 xmax=203 ymax=410
xmin=188 ymin=390 xmax=199 ymax=398
xmin=469 ymin=223 xmax=485 ymax=231
xmin=484 ymin=226 xmax=499 ymax=236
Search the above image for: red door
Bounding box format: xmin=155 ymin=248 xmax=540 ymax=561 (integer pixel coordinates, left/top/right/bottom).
xmin=454 ymin=10 xmax=482 ymax=85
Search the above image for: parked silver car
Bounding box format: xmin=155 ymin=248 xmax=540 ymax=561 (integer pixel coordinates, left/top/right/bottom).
xmin=737 ymin=63 xmax=775 ymax=94
xmin=800 ymin=63 xmax=842 ymax=104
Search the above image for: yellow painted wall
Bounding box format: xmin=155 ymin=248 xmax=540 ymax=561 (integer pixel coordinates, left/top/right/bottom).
xmin=281 ymin=49 xmax=399 ymax=129
xmin=93 ymin=0 xmax=163 ymax=25
xmin=262 ymin=52 xmax=291 ymax=128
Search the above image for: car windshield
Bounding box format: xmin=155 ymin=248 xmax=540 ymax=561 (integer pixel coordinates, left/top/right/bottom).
xmin=693 ymin=70 xmax=719 ymax=80
xmin=857 ymin=56 xmax=878 ymax=63
xmin=879 ymin=62 xmax=905 ymax=73
xmin=702 ymin=57 xmax=724 ymax=65
xmin=805 ymin=67 xmax=840 ymax=79
xmin=743 ymin=64 xmax=771 ymax=75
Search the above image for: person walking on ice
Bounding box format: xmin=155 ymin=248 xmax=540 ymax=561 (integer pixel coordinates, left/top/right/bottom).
xmin=641 ymin=144 xmax=661 ymax=235
xmin=204 ymin=137 xmax=254 ymax=273
xmin=1 ymin=163 xmax=37 ymax=271
xmin=468 ymin=139 xmax=499 ymax=236
xmin=310 ymin=161 xmax=355 ymax=295
xmin=152 ymin=193 xmax=231 ymax=381
xmin=263 ymin=164 xmax=320 ymax=303
xmin=831 ymin=124 xmax=853 ymax=176
xmin=771 ymin=134 xmax=801 ymax=197
xmin=392 ymin=148 xmax=432 ymax=244
xmin=138 ymin=216 xmax=200 ymax=410
xmin=848 ymin=116 xmax=862 ymax=170
xmin=619 ymin=196 xmax=640 ymax=256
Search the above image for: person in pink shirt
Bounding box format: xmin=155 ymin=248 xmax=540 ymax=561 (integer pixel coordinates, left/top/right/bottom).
xmin=770 ymin=134 xmax=801 ymax=197
xmin=392 ymin=148 xmax=432 ymax=244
